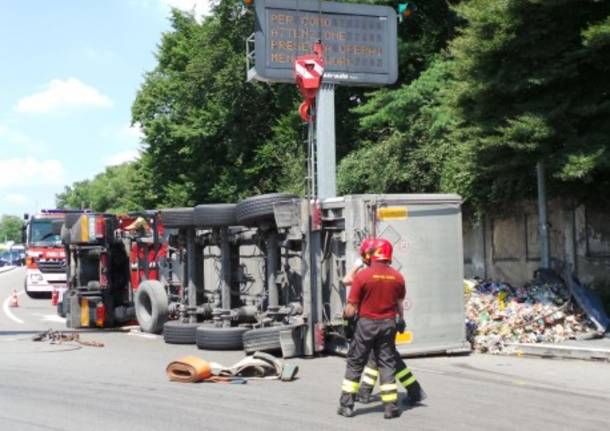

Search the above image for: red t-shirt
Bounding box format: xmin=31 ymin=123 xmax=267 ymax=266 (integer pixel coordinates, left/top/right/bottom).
xmin=348 ymin=262 xmax=406 ymax=320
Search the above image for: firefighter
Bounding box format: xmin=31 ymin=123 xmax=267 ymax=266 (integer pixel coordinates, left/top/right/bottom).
xmin=338 ymin=238 xmax=403 ymax=419
xmin=342 ymin=238 xmax=426 ymax=406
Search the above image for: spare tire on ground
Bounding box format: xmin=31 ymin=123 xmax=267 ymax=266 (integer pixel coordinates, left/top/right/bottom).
xmin=242 ymin=325 xmax=298 ymax=354
xmin=193 ymin=204 xmax=237 ymax=227
xmin=163 ymin=321 xmax=200 ymax=344
xmin=135 ymin=280 xmax=169 ymax=334
xmin=235 ymin=193 xmax=298 ymax=226
xmin=159 ymin=207 xmax=195 ymax=228
xmin=196 ymin=325 xmax=249 ymax=350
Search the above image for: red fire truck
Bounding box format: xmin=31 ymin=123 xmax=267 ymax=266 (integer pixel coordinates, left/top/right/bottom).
xmin=23 ymin=210 xmax=79 ymax=299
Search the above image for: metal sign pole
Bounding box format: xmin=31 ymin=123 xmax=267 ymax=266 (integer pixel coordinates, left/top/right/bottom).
xmin=315 ymin=82 xmax=337 ymax=199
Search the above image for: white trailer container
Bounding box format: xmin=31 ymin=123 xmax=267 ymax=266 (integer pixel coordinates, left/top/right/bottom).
xmin=320 ymin=194 xmax=470 ymax=356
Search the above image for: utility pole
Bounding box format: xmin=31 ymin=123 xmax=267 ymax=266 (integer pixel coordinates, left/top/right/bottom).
xmin=536 ymin=162 xmax=550 ymax=269
xmin=315 ymin=82 xmax=337 ymax=199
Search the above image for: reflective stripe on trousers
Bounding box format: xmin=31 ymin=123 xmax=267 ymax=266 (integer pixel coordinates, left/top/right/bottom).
xmin=341 ymin=379 xmax=360 ymax=394
xmin=361 ymin=366 xmax=379 ymax=386
xmin=380 ymin=383 xmax=398 ymax=403
xmin=361 ymin=365 xmax=418 ymax=388
xmin=396 ymin=367 xmax=417 ymax=387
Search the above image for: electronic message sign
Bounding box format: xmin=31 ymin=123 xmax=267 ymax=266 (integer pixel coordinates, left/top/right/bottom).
xmin=250 ymin=0 xmax=398 ymax=86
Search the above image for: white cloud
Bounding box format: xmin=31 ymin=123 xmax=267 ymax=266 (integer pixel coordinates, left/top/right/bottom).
xmin=106 ymin=150 xmax=140 ymax=166
xmin=15 ymin=78 xmax=113 ymax=114
xmin=130 ymin=0 xmax=213 ymax=20
xmin=0 ymin=124 xmax=29 ymax=145
xmin=161 ymin=0 xmax=213 ymax=17
xmin=0 ymin=123 xmax=47 ymax=153
xmin=120 ymin=123 xmax=145 ymax=141
xmin=0 ymin=158 xmax=65 ymax=188
xmin=3 ymin=193 xmax=29 ymax=205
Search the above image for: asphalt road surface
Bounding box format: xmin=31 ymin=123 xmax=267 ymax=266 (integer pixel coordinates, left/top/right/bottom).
xmin=1 ymin=267 xmax=609 ymax=431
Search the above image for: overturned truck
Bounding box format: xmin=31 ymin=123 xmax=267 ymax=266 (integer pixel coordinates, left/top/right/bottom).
xmin=60 ymin=193 xmax=469 ymax=357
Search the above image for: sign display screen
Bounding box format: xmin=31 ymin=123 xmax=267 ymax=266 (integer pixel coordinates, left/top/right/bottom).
xmin=251 ymin=0 xmax=398 ymax=86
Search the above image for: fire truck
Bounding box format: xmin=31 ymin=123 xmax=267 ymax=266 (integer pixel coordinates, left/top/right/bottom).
xmin=23 ymin=210 xmax=81 ymax=299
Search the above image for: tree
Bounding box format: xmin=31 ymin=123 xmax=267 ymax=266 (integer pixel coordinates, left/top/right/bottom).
xmin=132 ymin=4 xmax=300 ymax=205
xmin=442 ymin=0 xmax=610 ymax=208
xmin=338 ymin=0 xmax=461 ymax=194
xmin=338 ymin=58 xmax=456 ymax=194
xmin=0 ymin=215 xmax=24 ymax=244
xmin=56 ymin=161 xmax=148 ymax=213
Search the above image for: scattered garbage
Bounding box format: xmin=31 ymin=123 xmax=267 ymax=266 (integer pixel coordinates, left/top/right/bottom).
xmin=32 ymin=329 xmax=104 ymax=348
xmin=166 ymin=351 xmax=299 ymax=383
xmin=464 ymin=276 xmax=599 ymax=353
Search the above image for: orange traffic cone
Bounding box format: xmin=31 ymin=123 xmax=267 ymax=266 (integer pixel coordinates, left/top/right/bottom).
xmin=9 ymin=290 xmax=19 ymax=308
xmin=51 ymin=288 xmax=59 ymax=306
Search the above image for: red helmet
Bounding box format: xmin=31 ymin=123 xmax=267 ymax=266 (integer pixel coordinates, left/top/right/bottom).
xmin=359 ymin=237 xmax=376 ymax=265
xmin=371 ymin=238 xmax=393 ymax=263
xmin=359 ymin=237 xmax=393 ymax=264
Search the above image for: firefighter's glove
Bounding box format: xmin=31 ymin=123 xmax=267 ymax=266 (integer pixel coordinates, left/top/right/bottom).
xmin=396 ymin=316 xmax=406 ymax=334
xmin=342 ymin=317 xmax=357 ymax=341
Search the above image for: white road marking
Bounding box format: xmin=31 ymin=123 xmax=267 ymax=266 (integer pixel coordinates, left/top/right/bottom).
xmin=2 ymin=291 xmax=26 ymax=324
xmin=127 ymin=330 xmax=160 ymax=340
xmin=41 ymin=314 xmax=66 ymax=323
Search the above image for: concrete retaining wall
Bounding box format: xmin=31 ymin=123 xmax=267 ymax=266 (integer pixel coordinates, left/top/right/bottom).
xmin=463 ymin=201 xmax=610 ymax=295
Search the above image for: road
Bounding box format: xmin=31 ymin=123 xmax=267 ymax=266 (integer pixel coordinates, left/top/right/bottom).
xmin=1 ymin=267 xmax=609 ymax=431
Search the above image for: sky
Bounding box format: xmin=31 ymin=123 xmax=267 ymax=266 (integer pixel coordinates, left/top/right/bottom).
xmin=0 ymin=0 xmax=212 ymax=218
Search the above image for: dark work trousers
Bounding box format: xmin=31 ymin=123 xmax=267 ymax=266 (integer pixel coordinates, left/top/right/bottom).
xmin=360 ymin=348 xmax=423 ymax=397
xmin=340 ymin=318 xmax=398 ymax=408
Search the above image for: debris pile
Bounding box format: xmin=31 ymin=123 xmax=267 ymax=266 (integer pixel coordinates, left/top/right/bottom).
xmin=465 ymin=279 xmax=596 ymax=353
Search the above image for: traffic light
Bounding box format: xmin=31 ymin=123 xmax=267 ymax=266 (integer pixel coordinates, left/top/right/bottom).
xmin=398 ymin=2 xmax=417 ymax=22
xmin=243 ymin=0 xmax=254 ymax=6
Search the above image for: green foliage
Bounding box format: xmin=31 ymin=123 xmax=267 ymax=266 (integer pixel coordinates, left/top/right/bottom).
xmin=443 ymin=0 xmax=610 ymax=208
xmin=132 ymin=3 xmax=300 ymax=205
xmin=338 ymin=58 xmax=455 ymax=194
xmin=0 ymin=215 xmax=23 ymax=244
xmin=246 ymin=111 xmax=308 ymax=195
xmin=56 ymin=0 xmax=610 ymax=212
xmin=56 ymin=162 xmax=147 ymax=213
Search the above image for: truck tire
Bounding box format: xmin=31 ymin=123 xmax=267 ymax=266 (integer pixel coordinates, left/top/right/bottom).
xmin=196 ymin=325 xmax=249 ymax=350
xmin=236 ymin=193 xmax=298 ymax=226
xmin=159 ymin=208 xmax=194 ymax=228
xmin=163 ymin=321 xmax=199 ymax=344
xmin=57 ymin=294 xmax=69 ymax=318
xmin=193 ymin=204 xmax=237 ymax=227
xmin=242 ymin=325 xmax=297 ymax=354
xmin=135 ymin=280 xmax=169 ymax=334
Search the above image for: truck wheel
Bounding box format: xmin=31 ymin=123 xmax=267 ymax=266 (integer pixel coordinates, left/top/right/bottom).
xmin=24 ymin=280 xmax=47 ymax=299
xmin=159 ymin=208 xmax=194 ymax=228
xmin=163 ymin=321 xmax=199 ymax=344
xmin=57 ymin=295 xmax=69 ymax=318
xmin=196 ymin=325 xmax=249 ymax=350
xmin=235 ymin=193 xmax=298 ymax=226
xmin=135 ymin=280 xmax=169 ymax=334
xmin=242 ymin=325 xmax=297 ymax=354
xmin=193 ymin=204 xmax=237 ymax=227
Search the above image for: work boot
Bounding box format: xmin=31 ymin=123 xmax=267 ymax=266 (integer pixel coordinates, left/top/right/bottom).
xmin=383 ymin=404 xmax=400 ymax=419
xmin=337 ymin=406 xmax=354 ymax=418
xmin=405 ymin=385 xmax=427 ymax=406
xmin=356 ymin=389 xmax=373 ymax=404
